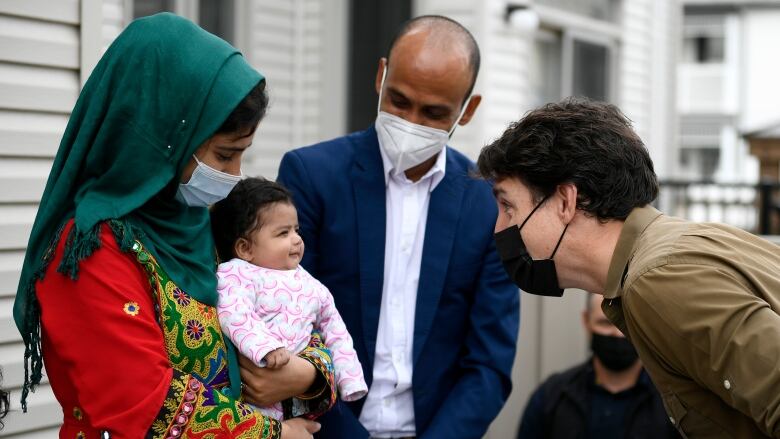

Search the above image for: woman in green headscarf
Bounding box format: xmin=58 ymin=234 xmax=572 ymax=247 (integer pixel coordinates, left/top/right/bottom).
xmin=13 ymin=13 xmax=333 ymax=438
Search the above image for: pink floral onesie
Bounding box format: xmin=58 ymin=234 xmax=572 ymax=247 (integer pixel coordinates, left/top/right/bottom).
xmin=216 ymin=258 xmax=368 ymax=420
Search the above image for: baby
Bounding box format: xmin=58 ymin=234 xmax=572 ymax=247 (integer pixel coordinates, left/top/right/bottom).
xmin=210 ymin=177 xmax=367 ymax=420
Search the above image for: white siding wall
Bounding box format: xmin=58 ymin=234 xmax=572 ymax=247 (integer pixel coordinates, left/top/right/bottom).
xmin=239 ymin=0 xmax=348 ymax=181
xmin=101 ymin=0 xmax=126 ymax=51
xmin=620 ymin=0 xmax=677 ymax=178
xmin=0 ymin=1 xmax=82 ymax=436
xmin=0 ymin=1 xmax=116 ymax=436
xmin=741 ymin=9 xmax=780 ymax=132
xmin=411 ymin=0 xmax=537 ymax=161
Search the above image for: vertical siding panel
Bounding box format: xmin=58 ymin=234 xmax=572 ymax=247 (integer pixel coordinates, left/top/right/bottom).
xmin=0 ymin=0 xmax=82 ymax=433
xmin=242 ymin=0 xmax=339 ymax=180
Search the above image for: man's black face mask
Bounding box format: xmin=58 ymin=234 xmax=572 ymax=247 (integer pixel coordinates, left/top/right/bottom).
xmin=494 ymin=195 xmax=567 ymax=297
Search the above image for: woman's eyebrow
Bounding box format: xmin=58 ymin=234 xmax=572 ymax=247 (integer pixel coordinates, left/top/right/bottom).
xmin=216 ymin=144 xmax=251 ymax=152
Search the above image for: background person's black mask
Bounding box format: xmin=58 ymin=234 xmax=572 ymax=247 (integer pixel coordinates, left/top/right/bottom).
xmin=591 ymin=333 xmax=639 ymax=371
xmin=494 ymin=195 xmax=567 ymax=297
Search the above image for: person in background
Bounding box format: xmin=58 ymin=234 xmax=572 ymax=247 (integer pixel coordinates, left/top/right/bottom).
xmin=518 ymin=294 xmax=678 ymax=439
xmin=13 ymin=13 xmax=332 ymax=438
xmin=277 ymin=14 xmax=519 ymax=439
xmin=478 ymin=97 xmax=780 ymax=438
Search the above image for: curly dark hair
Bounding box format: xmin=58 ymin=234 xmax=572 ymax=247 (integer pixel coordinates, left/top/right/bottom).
xmin=210 ymin=177 xmax=294 ymax=263
xmin=477 ymin=97 xmax=658 ymax=221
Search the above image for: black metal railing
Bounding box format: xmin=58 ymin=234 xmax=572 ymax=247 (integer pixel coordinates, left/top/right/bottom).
xmin=656 ymin=181 xmax=780 ymax=235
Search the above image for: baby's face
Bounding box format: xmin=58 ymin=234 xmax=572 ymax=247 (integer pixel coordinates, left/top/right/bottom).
xmin=240 ymin=202 xmax=304 ymax=270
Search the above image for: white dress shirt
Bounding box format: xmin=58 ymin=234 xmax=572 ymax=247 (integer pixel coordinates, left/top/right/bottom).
xmin=358 ymin=148 xmax=447 ymax=438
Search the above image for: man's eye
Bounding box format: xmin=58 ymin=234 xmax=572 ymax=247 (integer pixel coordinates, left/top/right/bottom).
xmin=391 ymin=97 xmax=409 ymax=108
xmin=217 ymin=154 xmax=232 ymax=162
xmin=424 ymin=111 xmax=447 ymax=121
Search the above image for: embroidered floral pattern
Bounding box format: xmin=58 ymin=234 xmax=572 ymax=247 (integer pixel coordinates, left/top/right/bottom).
xmin=186 ymin=320 xmax=206 ymax=341
xmin=197 ymin=302 xmax=215 ymax=320
xmin=130 ymin=241 xmax=334 ymax=437
xmin=294 ymin=331 xmax=337 ymax=420
xmin=149 ymin=370 xmax=278 ymax=439
xmin=173 ymin=287 xmax=190 ymax=306
xmin=133 ymin=244 xmax=229 ymax=385
xmin=123 ymin=301 xmax=140 ymax=316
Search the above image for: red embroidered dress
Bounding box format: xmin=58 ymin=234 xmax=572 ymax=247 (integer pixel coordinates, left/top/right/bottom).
xmin=37 ymin=222 xmax=335 ymax=438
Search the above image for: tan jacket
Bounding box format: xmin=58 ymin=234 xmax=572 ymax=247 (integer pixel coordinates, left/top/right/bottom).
xmin=603 ymin=205 xmax=780 ymax=438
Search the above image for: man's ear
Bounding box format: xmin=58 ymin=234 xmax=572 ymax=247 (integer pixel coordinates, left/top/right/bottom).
xmin=556 ymin=183 xmax=579 ymax=223
xmin=234 ymin=237 xmax=252 ymax=261
xmin=375 ymin=57 xmax=388 ymax=96
xmin=457 ymin=94 xmax=482 ymax=126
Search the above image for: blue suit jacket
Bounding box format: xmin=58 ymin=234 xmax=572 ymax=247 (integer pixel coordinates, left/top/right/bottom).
xmin=277 ymin=127 xmax=520 ymax=439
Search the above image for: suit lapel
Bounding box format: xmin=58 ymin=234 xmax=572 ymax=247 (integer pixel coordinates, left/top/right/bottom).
xmin=350 ymin=129 xmax=386 ymax=371
xmin=413 ymin=152 xmax=466 ymax=365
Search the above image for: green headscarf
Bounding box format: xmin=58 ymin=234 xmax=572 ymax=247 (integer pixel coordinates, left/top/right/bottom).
xmin=13 ymin=13 xmax=264 ymax=409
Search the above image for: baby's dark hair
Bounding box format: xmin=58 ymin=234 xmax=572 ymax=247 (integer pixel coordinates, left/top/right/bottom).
xmin=210 ymin=177 xmax=294 ymax=262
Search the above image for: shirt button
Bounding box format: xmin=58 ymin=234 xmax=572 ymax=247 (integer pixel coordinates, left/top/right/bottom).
xmin=669 ymin=416 xmax=675 ymax=424
xmin=724 ymin=379 xmax=731 ymax=390
xmin=383 ymin=398 xmax=390 ymax=407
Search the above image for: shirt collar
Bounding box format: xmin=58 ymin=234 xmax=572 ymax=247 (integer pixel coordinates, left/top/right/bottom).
xmin=603 ymin=205 xmax=663 ymax=299
xmin=379 ymin=145 xmax=448 ymax=192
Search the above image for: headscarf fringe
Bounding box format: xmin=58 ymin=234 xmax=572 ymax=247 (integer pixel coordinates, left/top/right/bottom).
xmin=21 ymin=219 xmax=139 ymax=411
xmin=56 ymin=222 xmax=102 ymax=279
xmin=20 ymin=281 xmax=42 ymax=413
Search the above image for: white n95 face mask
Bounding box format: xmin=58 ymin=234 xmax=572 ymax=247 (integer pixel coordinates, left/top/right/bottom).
xmin=176 ymin=155 xmax=243 ymax=207
xmin=374 ymin=66 xmax=471 ymax=173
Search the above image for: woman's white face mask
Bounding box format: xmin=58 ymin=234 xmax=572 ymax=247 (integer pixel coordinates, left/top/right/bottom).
xmin=374 ymin=66 xmax=471 ymax=173
xmin=176 ymin=155 xmax=243 ymax=207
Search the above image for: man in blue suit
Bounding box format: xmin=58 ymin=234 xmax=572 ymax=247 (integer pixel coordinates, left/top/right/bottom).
xmin=277 ymin=15 xmax=519 ymax=439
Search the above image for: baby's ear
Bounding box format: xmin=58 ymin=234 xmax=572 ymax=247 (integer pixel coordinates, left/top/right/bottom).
xmin=234 ymin=237 xmax=252 ymax=261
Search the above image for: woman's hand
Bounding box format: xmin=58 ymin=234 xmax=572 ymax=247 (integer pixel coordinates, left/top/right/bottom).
xmin=281 ymin=418 xmax=321 ymax=439
xmin=239 ymin=354 xmax=316 ymax=407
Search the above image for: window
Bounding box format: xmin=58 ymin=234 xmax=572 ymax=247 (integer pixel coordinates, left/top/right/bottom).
xmin=572 ymin=39 xmax=610 ymax=101
xmin=683 ymin=35 xmax=724 ymax=63
xmin=682 ymin=14 xmax=726 ymax=64
xmin=680 ymin=147 xmax=720 ymax=180
xmin=531 ymin=29 xmax=616 ymax=106
xmin=535 ymin=0 xmax=621 ymax=23
xmin=530 ymin=31 xmax=563 ymax=107
xmin=132 ymin=0 xmax=235 ymax=44
xmin=133 ymin=0 xmax=175 ymax=19
xmin=199 ymin=0 xmax=235 ymax=44
xmin=529 ymin=0 xmax=620 ymax=106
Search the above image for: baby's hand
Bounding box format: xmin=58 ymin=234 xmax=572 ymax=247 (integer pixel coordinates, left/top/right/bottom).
xmin=264 ymin=347 xmax=291 ymax=369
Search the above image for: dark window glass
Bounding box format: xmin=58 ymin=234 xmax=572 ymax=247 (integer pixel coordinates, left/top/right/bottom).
xmin=133 ymin=0 xmax=175 ymax=18
xmin=572 ymin=40 xmax=609 ymax=101
xmin=199 ymin=0 xmax=235 ymax=44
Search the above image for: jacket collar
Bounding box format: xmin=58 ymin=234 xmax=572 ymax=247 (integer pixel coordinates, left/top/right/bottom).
xmin=604 ymin=205 xmax=663 ymax=299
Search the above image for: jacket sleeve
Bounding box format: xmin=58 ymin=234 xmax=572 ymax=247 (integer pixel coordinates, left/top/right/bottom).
xmin=37 ymin=224 xmax=280 ymax=438
xmin=217 ymin=264 xmax=285 ymax=366
xmin=277 ymin=150 xmax=322 ymax=276
xmin=312 ymin=278 xmax=368 ymax=401
xmin=625 ymin=264 xmax=780 ymax=438
xmin=420 ymin=239 xmax=520 ymax=439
